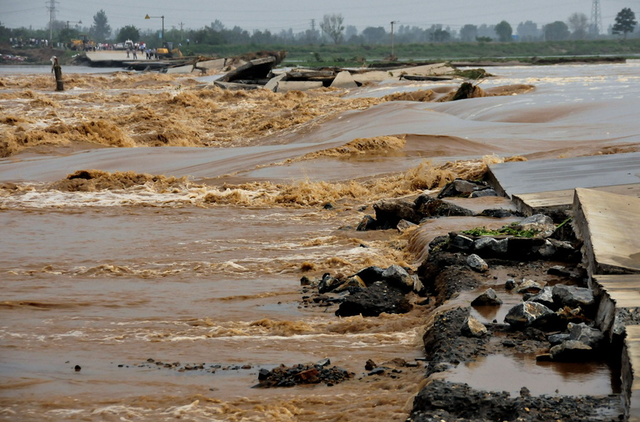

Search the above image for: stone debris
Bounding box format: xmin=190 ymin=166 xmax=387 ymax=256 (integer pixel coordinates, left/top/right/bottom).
xmin=254 ymin=360 xmax=354 ymax=388
xmin=470 ymin=288 xmax=503 ymax=306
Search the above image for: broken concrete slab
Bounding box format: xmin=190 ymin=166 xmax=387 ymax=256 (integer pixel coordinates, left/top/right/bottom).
xmin=264 ymin=73 xmax=286 ymax=92
xmin=217 ymin=56 xmax=276 ymax=83
xmin=573 ymin=188 xmax=640 ymax=275
xmin=330 ymin=70 xmax=359 ymax=89
xmin=276 ymin=81 xmax=323 ymax=92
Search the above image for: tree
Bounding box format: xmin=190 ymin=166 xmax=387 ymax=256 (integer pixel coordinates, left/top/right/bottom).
xmin=362 ymin=26 xmax=386 ymax=44
xmin=117 ymin=25 xmax=140 ymax=43
xmin=568 ymin=12 xmax=589 ymax=39
xmin=320 ymin=14 xmax=344 ymax=44
xmin=517 ymin=21 xmax=540 ymax=41
xmin=495 ymin=20 xmax=512 ymax=42
xmin=544 ymin=21 xmax=570 ymax=40
xmin=430 ymin=28 xmax=450 ymax=42
xmin=612 ymin=8 xmax=637 ymax=39
xmin=459 ymin=24 xmax=477 ymax=42
xmin=90 ymin=10 xmax=111 ymax=41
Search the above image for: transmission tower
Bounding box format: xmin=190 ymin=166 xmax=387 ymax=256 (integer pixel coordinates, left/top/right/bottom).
xmin=46 ymin=0 xmax=59 ymax=46
xmin=590 ymin=0 xmax=602 ymax=36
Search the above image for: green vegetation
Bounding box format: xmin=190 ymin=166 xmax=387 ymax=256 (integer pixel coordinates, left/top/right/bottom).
xmin=462 ymin=222 xmax=539 ymax=238
xmin=180 ymin=38 xmax=640 ymax=68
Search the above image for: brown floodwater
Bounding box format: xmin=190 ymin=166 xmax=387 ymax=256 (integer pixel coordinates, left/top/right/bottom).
xmin=1 ymin=61 xmax=639 ymax=421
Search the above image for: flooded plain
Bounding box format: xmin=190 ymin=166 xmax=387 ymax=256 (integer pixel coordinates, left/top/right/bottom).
xmin=1 ymin=61 xmax=639 ymax=421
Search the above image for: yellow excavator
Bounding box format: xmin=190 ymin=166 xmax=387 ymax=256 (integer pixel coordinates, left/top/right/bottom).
xmin=69 ymin=35 xmax=95 ymax=51
xmin=156 ymin=42 xmax=182 ymax=59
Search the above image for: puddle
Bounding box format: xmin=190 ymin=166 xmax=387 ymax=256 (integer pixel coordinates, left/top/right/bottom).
xmin=446 ymin=354 xmax=620 ymax=397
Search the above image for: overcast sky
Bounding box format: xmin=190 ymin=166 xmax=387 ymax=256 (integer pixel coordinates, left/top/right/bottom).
xmin=1 ymin=0 xmax=634 ymax=34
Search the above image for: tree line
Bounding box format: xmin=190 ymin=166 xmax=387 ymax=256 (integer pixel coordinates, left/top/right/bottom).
xmin=1 ymin=8 xmax=637 ymax=49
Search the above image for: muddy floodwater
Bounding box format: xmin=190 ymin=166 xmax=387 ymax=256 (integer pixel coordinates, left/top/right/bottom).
xmin=1 ymin=61 xmax=639 ymax=421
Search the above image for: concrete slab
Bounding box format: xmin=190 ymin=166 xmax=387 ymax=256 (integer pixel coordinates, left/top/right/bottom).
xmin=513 ymin=183 xmax=640 ymax=216
xmin=276 ymin=81 xmax=323 ymax=92
xmin=330 ymin=71 xmax=358 ymax=89
xmin=573 ymin=188 xmax=640 ymax=275
xmin=487 ymin=152 xmax=640 ymax=198
xmin=264 ymin=73 xmax=286 ymax=92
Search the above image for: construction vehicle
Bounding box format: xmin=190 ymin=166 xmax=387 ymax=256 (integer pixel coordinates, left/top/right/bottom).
xmin=156 ymin=42 xmax=182 ymax=59
xmin=69 ymin=35 xmax=94 ymax=51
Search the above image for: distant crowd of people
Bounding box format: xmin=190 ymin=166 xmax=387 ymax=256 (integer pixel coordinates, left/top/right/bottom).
xmin=9 ymin=37 xmax=49 ymax=48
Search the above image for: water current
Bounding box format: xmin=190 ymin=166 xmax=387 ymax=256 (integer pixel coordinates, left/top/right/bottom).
xmin=1 ymin=61 xmax=639 ymax=421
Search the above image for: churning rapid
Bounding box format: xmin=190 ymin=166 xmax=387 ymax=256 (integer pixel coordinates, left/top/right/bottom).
xmin=1 ymin=61 xmax=639 ymax=421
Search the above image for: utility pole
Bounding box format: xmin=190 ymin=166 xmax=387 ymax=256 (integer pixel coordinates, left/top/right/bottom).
xmin=590 ymin=0 xmax=602 ymax=36
xmin=390 ymin=21 xmax=397 ymax=59
xmin=46 ymin=0 xmax=59 ymax=48
xmin=179 ymin=22 xmax=184 ymax=41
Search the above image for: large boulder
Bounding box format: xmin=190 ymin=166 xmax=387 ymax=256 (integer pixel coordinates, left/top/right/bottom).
xmin=552 ymin=285 xmax=595 ymax=311
xmin=461 ymin=316 xmax=488 ymax=337
xmin=504 ymin=301 xmax=554 ymax=329
xmin=550 ymin=340 xmax=593 ymax=361
xmin=513 ymin=214 xmax=556 ymax=238
xmin=471 ymin=288 xmax=503 ymax=306
xmin=467 ymin=254 xmax=489 ymax=272
xmin=335 ymin=281 xmax=412 ymax=317
xmin=382 ymin=264 xmax=414 ymax=292
xmin=414 ymin=194 xmax=475 ymax=219
xmin=568 ymin=322 xmax=604 ymax=349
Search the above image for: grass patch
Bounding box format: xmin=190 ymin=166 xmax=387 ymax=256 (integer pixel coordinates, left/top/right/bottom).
xmin=462 ymin=222 xmax=538 ymax=238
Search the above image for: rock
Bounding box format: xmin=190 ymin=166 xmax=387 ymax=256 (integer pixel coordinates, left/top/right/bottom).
xmin=411 ymin=274 xmax=426 ymax=295
xmin=471 ymin=288 xmax=503 ymax=306
xmin=414 ymin=194 xmax=474 ymax=218
xmin=318 ymin=273 xmax=341 ymax=293
xmin=354 ymin=266 xmax=385 ymax=286
xmin=550 ymin=340 xmax=593 ymax=361
xmin=514 ymin=213 xmax=556 ymax=238
xmin=428 ymin=235 xmax=449 ymax=253
xmin=548 ymin=333 xmax=571 ymax=345
xmin=356 ymin=215 xmax=377 ymax=231
xmin=515 ymin=279 xmax=544 ymax=294
xmin=526 ymin=286 xmax=555 ymax=309
xmin=467 ymin=254 xmax=488 ymax=272
xmin=461 ymin=316 xmax=488 ymax=337
xmin=470 ymin=188 xmax=499 ymax=198
xmin=552 ymin=285 xmax=595 ymax=310
xmin=315 ymin=358 xmax=331 ymax=368
xmin=473 ymin=236 xmax=498 ymax=252
xmin=535 ymin=239 xmax=556 ymax=258
xmin=548 ymin=239 xmax=579 ymax=261
xmin=365 ymin=359 xmax=377 ymax=370
xmin=548 ymin=265 xmax=571 ymax=276
xmin=300 ymin=276 xmax=313 ymax=286
xmin=335 ymin=281 xmax=412 ymax=317
xmin=255 ymin=363 xmax=354 ymax=388
xmin=382 ymin=264 xmax=414 ymax=292
xmin=367 ymin=367 xmax=386 ymax=376
xmin=480 ymin=209 xmax=518 ymax=218
xmin=438 ymin=179 xmax=488 ymax=198
xmin=492 ymin=238 xmax=509 ymax=255
xmin=568 ymin=322 xmax=604 ymax=349
xmin=505 ymin=278 xmax=517 ymax=290
xmin=397 ymin=219 xmax=417 ymax=232
xmin=373 ymin=198 xmax=419 ymax=229
xmin=333 ymin=275 xmax=366 ymax=293
xmin=504 ymin=301 xmax=554 ymax=329
xmin=450 ymin=233 xmax=474 ymax=251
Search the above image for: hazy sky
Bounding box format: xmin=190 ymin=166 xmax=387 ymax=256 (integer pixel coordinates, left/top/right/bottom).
xmin=1 ymin=0 xmax=633 ymax=34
